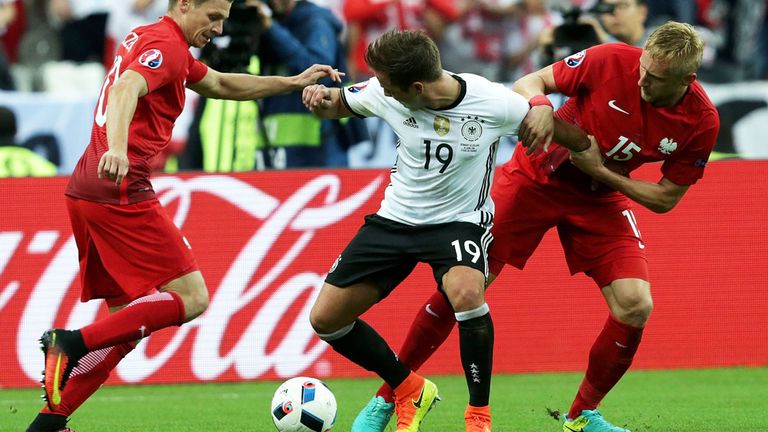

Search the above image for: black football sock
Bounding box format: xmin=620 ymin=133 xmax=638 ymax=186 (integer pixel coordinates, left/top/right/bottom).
xmin=457 ymin=305 xmax=494 ymax=407
xmin=319 ymin=319 xmax=410 ymax=389
xmin=26 ymin=413 xmax=68 ymax=432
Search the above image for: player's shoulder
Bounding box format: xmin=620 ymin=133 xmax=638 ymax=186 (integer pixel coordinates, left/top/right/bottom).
xmin=685 ymin=81 xmax=719 ymax=121
xmin=455 ymin=73 xmax=513 ymax=98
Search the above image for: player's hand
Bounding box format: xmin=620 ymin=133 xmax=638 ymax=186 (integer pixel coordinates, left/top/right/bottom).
xmin=296 ymin=64 xmax=345 ymax=88
xmin=302 ymin=84 xmax=332 ymax=112
xmin=518 ymin=105 xmax=554 ymax=155
xmin=97 ymin=149 xmax=130 ymax=186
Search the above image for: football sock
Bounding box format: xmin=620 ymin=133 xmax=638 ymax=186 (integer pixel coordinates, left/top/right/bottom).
xmin=568 ymin=314 xmax=643 ymax=419
xmin=318 ymin=319 xmax=411 ymax=389
xmin=26 ymin=413 xmax=67 ymax=432
xmin=376 ymin=290 xmax=456 ymax=403
xmin=28 ymin=342 xmax=136 ymax=431
xmin=457 ymin=304 xmax=494 ymax=407
xmin=392 ymin=371 xmax=424 ymax=400
xmin=80 ymin=291 xmax=186 ymax=351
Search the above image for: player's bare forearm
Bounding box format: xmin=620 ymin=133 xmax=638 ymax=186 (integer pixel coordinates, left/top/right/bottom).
xmin=552 ymin=118 xmax=590 ymax=152
xmin=208 ymin=73 xmax=302 ymax=101
xmin=592 ymin=168 xmax=689 ymax=213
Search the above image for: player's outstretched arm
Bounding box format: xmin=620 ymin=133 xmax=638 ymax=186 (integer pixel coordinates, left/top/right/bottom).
xmin=189 ymin=64 xmax=344 ymax=101
xmin=302 ymin=85 xmax=352 ymax=119
xmin=570 ymin=136 xmax=690 ymax=213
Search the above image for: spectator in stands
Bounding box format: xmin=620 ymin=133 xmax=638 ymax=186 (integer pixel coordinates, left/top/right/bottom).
xmin=0 ymin=0 xmax=16 ymax=89
xmin=503 ymin=0 xmax=563 ymax=80
xmin=593 ymin=0 xmax=651 ymax=47
xmin=257 ymin=0 xmax=353 ymax=167
xmin=440 ymin=0 xmax=518 ymax=80
xmin=0 ymin=106 xmax=57 ymax=176
xmin=49 ymin=0 xmax=110 ymax=64
xmin=343 ymin=0 xmax=460 ymax=81
xmin=106 ymin=0 xmax=167 ymax=58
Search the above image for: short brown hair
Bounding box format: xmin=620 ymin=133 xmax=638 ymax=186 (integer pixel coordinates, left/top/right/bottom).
xmin=645 ymin=21 xmax=704 ymax=76
xmin=168 ymin=0 xmax=233 ymax=10
xmin=364 ymin=30 xmax=443 ymax=90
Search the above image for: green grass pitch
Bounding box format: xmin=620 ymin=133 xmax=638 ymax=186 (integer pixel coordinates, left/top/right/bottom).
xmin=1 ymin=367 xmax=766 ymax=431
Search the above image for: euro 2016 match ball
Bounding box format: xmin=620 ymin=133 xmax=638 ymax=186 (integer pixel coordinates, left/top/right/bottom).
xmin=271 ymin=377 xmax=337 ymax=432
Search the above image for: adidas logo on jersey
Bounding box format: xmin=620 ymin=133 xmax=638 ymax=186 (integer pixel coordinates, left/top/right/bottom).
xmin=403 ymin=117 xmax=419 ymax=128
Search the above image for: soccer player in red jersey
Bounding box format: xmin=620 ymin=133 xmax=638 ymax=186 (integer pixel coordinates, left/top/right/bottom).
xmin=26 ymin=1 xmax=342 ymax=431
xmin=352 ymin=21 xmax=719 ymax=432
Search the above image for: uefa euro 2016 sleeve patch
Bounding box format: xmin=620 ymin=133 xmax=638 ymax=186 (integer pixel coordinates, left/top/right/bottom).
xmin=347 ymin=81 xmax=369 ymax=93
xmin=139 ymin=49 xmax=164 ymax=69
xmin=564 ymin=50 xmax=586 ymax=68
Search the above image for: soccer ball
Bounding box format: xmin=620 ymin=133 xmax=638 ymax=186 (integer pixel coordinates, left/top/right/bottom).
xmin=271 ymin=376 xmax=337 ymax=432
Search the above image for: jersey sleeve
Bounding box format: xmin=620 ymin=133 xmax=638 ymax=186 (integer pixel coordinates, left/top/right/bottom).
xmin=126 ymin=39 xmax=187 ymax=92
xmin=501 ymin=87 xmax=530 ymax=135
xmin=187 ymin=55 xmax=208 ymax=85
xmin=660 ymin=110 xmax=720 ymax=185
xmin=552 ymin=43 xmax=617 ymax=97
xmin=340 ymin=78 xmax=387 ymax=119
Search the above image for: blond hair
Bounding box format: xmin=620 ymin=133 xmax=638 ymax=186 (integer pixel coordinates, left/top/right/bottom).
xmin=645 ymin=21 xmax=704 ymax=77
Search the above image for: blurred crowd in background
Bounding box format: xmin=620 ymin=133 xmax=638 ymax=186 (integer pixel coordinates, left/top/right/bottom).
xmin=0 ymin=0 xmax=766 ymax=176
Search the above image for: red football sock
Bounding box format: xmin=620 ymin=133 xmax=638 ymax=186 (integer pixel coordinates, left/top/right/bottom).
xmin=41 ymin=342 xmax=137 ymax=417
xmin=376 ymin=290 xmax=456 ymax=403
xmin=568 ymin=315 xmax=643 ymax=419
xmin=80 ymin=291 xmax=186 ymax=351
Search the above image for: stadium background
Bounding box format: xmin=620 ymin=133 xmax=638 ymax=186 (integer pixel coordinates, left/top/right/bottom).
xmin=1 ymin=161 xmax=766 ymax=388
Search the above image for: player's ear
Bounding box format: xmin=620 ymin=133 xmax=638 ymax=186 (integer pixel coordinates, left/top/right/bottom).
xmin=682 ymin=72 xmax=696 ymax=86
xmin=413 ymin=82 xmax=424 ymax=95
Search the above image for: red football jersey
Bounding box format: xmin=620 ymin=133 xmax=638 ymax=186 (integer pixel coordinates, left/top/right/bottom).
xmin=512 ymin=43 xmax=720 ymax=191
xmin=67 ymin=16 xmax=208 ymax=204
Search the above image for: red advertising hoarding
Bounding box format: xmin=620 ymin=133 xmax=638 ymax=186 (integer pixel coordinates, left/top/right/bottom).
xmin=1 ymin=161 xmax=766 ymax=388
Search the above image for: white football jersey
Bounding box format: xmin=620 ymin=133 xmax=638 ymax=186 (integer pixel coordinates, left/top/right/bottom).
xmin=341 ymin=73 xmax=529 ymax=226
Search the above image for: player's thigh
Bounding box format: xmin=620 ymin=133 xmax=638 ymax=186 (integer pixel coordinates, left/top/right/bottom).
xmin=558 ymin=198 xmax=647 ymax=279
xmin=325 ymin=214 xmax=419 ymax=298
xmin=422 ymin=221 xmax=492 ymax=289
xmin=489 ymin=171 xmax=560 ymax=273
xmin=310 ymin=281 xmax=381 ymax=334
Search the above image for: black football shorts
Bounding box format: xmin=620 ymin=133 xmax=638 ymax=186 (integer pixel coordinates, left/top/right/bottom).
xmin=325 ymin=214 xmax=493 ymax=298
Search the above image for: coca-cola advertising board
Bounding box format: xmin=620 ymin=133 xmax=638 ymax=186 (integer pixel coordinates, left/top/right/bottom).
xmin=1 ymin=163 xmax=766 ymax=388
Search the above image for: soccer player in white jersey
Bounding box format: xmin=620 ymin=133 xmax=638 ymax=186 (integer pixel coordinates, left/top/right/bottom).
xmin=303 ymin=29 xmax=588 ymax=432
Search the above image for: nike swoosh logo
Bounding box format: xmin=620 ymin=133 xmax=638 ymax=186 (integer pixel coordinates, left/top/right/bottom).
xmin=425 ymin=303 xmax=439 ymax=318
xmin=412 ymin=386 xmax=425 ymax=409
xmin=608 ymin=99 xmax=630 ymax=115
xmin=615 ymin=341 xmax=629 ymax=348
xmin=564 ymin=425 xmax=579 ymax=432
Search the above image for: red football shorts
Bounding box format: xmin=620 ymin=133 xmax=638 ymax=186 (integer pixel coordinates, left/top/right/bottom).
xmin=488 ymin=169 xmax=648 ymax=288
xmin=66 ymin=196 xmax=198 ymax=307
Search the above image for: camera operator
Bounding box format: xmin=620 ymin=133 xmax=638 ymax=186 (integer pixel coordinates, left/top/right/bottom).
xmin=590 ymin=0 xmax=650 ymax=47
xmin=255 ymin=0 xmax=353 ymax=168
xmin=182 ymin=0 xmax=270 ymax=172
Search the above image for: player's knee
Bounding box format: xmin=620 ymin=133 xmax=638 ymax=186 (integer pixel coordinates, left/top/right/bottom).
xmin=181 ymin=284 xmax=209 ymax=321
xmin=309 ymin=305 xmax=337 ymax=336
xmin=616 ymin=294 xmax=653 ymax=327
xmin=443 ymin=267 xmax=485 ymax=311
